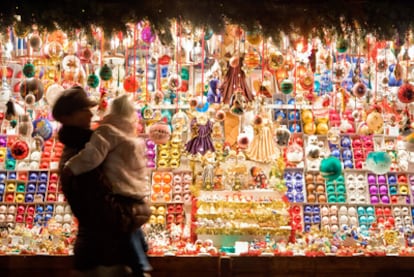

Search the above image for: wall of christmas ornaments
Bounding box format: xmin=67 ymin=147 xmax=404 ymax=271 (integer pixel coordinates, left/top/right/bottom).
xmin=1 ymin=21 xmax=414 ymax=255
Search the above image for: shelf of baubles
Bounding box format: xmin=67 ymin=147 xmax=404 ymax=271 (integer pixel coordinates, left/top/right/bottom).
xmin=2 ymin=98 xmax=414 ymax=256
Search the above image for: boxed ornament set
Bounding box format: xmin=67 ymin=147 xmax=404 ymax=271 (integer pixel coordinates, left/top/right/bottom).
xmin=1 ymin=19 xmax=414 ymax=257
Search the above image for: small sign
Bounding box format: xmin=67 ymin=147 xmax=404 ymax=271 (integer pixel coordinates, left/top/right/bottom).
xmin=234 ymin=241 xmax=249 ymax=255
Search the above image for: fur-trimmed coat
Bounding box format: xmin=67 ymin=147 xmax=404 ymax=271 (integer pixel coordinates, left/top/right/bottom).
xmin=65 ymin=115 xmax=150 ymax=199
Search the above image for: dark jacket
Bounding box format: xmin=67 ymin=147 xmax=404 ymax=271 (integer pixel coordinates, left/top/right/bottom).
xmin=58 ymin=125 xmax=146 ymax=270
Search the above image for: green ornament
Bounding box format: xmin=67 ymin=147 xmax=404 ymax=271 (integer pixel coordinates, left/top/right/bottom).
xmin=87 ymin=73 xmax=100 ymax=88
xmin=181 ymin=67 xmax=189 ymax=81
xmin=320 ymin=156 xmax=342 ymax=181
xmin=280 ymin=79 xmax=293 ymax=94
xmin=204 ymin=29 xmax=214 ymax=41
xmin=99 ymin=64 xmax=112 ymax=81
xmin=336 ymin=37 xmax=349 ymax=53
xmin=23 ymin=62 xmax=36 ymax=78
xmin=5 ymin=159 xmax=16 ymax=170
xmin=141 ymin=105 xmax=153 ymax=120
xmin=10 ymin=119 xmax=18 ymax=128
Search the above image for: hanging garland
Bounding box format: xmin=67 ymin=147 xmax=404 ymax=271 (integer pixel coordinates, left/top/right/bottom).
xmin=1 ymin=1 xmax=414 ymax=40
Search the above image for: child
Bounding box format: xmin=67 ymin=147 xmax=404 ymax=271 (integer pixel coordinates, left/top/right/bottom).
xmin=63 ymin=93 xmax=152 ymax=275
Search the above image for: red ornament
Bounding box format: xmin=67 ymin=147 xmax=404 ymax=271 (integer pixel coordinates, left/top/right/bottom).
xmin=123 ymin=75 xmax=140 ymax=92
xmin=398 ymin=83 xmax=414 ymax=103
xmin=11 ymin=139 xmax=30 ymax=160
xmin=0 ymin=67 xmax=13 ymax=79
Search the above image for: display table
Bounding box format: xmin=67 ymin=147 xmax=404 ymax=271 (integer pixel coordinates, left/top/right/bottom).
xmin=1 ymin=255 xmax=414 ymax=277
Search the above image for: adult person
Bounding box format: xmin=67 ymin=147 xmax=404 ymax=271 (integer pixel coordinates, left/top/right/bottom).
xmin=52 ymin=86 xmax=151 ymax=277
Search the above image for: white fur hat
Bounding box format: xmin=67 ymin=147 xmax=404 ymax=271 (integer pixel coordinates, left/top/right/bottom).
xmin=110 ymin=94 xmax=135 ymax=118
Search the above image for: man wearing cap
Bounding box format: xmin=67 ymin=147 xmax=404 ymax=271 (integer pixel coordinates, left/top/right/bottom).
xmin=52 ymin=86 xmax=150 ymax=276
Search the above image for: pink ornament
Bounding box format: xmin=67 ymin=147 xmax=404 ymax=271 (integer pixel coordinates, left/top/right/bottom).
xmin=381 ymin=195 xmax=390 ymax=203
xmin=379 ymin=185 xmax=388 ymax=195
xmin=367 ymin=174 xmax=376 ymax=185
xmin=147 ymin=160 xmax=156 ymax=168
xmin=146 ymin=149 xmax=156 ymax=159
xmin=141 ymin=26 xmax=155 ymax=44
xmin=377 ymin=175 xmax=386 ymax=184
xmin=149 ymin=121 xmax=171 ymax=145
xmin=370 ymin=195 xmax=379 ymax=204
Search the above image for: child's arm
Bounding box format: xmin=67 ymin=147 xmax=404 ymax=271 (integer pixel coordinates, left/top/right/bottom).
xmin=64 ymin=126 xmax=117 ymax=175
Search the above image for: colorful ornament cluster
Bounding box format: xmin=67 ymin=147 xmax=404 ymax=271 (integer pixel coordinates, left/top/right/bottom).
xmin=2 ymin=21 xmax=414 ymax=256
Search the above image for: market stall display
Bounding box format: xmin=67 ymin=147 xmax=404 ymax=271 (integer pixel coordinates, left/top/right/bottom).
xmin=1 ymin=15 xmax=414 ymax=258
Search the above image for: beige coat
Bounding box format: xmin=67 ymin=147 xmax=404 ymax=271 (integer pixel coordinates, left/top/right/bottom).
xmin=66 ymin=115 xmax=150 ymax=199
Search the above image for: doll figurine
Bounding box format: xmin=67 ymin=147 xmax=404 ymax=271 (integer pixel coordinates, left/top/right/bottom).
xmin=185 ymin=112 xmax=215 ymax=156
xmin=245 ymin=107 xmax=279 ymax=163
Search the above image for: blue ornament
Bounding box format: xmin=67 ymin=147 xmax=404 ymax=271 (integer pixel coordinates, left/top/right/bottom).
xmin=288 ymin=110 xmax=300 ymax=120
xmin=342 ymin=148 xmax=353 ymax=160
xmin=275 ymin=98 xmax=284 ymax=105
xmin=295 ymin=193 xmax=304 ymax=202
xmin=289 ymin=123 xmax=301 ymax=133
xmin=343 ymin=159 xmax=354 ymax=169
xmin=32 ymin=118 xmax=53 ymax=141
xmin=330 ymin=149 xmax=341 ymax=159
xmin=274 ymin=110 xmax=286 ymax=120
xmin=341 ymin=136 xmax=351 ymax=148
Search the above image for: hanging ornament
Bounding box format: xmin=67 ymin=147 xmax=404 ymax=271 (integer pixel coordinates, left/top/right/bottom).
xmin=204 ymin=29 xmax=214 ymax=41
xmin=320 ymin=156 xmax=342 ymax=181
xmin=352 ymin=81 xmax=367 ymax=98
xmin=336 ymin=37 xmax=349 ymax=53
xmin=268 ymin=50 xmax=284 ymax=70
xmin=29 ymin=33 xmax=42 ymax=51
xmin=149 ymin=121 xmax=171 ymax=145
xmin=22 ymin=63 xmax=36 ymax=78
xmin=215 ymin=110 xmax=226 ymax=122
xmin=299 ymin=72 xmax=314 ymax=91
xmin=246 ymin=29 xmax=262 ymax=45
xmin=44 ymin=41 xmax=64 ymax=60
xmin=10 ymin=139 xmax=30 ymax=160
xmin=32 ymin=118 xmax=53 ymax=141
xmin=275 ymin=125 xmax=291 ymax=147
xmin=280 ymin=79 xmax=294 ymax=94
xmin=171 ymin=110 xmax=189 ymax=132
xmin=87 ymin=73 xmax=100 ymax=89
xmin=237 ymin=133 xmax=250 ymax=149
xmin=123 ymin=75 xmax=140 ymax=93
xmin=398 ymin=83 xmax=414 ymax=103
xmin=99 ymin=64 xmax=112 ymax=81
xmin=141 ymin=105 xmax=154 ymax=121
xmin=275 ymin=68 xmax=288 ymax=81
xmin=45 ymin=83 xmax=64 ymax=106
xmin=168 ymin=73 xmax=182 ymax=90
xmin=0 ymin=67 xmax=13 ymax=79
xmin=18 ymin=114 xmax=33 ymax=138
xmin=19 ymin=78 xmax=44 ymax=102
xmin=365 ymin=151 xmax=392 ymax=174
xmin=141 ymin=25 xmax=155 ymax=44
xmin=244 ymin=50 xmax=261 ymax=69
